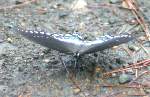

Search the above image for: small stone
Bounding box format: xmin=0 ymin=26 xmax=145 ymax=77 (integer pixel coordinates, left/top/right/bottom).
xmin=119 ymin=73 xmax=132 ymax=84
xmin=148 ymin=66 xmax=150 ymax=70
xmin=18 ymin=66 xmax=24 ymax=72
xmin=59 ymin=12 xmax=69 ymax=18
xmin=43 ymin=58 xmax=50 ymax=63
xmin=128 ymin=45 xmax=139 ymax=51
xmin=53 ymin=3 xmax=63 ymax=9
xmin=71 ymin=0 xmax=88 ymax=13
xmin=116 ymin=58 xmax=125 ymax=64
xmin=33 ymin=66 xmax=40 ymax=70
xmin=126 ymin=69 xmax=135 ymax=75
xmin=95 ymin=66 xmax=101 ymax=72
xmin=112 ymin=73 xmax=117 ymax=77
xmin=143 ymin=41 xmax=150 ymax=47
xmin=0 ymin=43 xmax=16 ymax=55
xmin=73 ymin=88 xmax=81 ymax=94
xmin=144 ymin=89 xmax=150 ymax=94
xmin=84 ymin=92 xmax=90 ymax=96
xmin=72 ymin=0 xmax=87 ymax=10
xmin=7 ymin=38 xmax=13 ymax=43
xmin=111 ymin=64 xmax=118 ymax=69
xmin=51 ymin=60 xmax=59 ymax=64
xmin=15 ymin=1 xmax=23 ymax=5
xmin=0 ymin=85 xmax=8 ymax=92
xmin=109 ymin=0 xmax=120 ymax=4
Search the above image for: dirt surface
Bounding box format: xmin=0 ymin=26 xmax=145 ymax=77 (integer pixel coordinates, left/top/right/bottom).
xmin=0 ymin=0 xmax=150 ymax=97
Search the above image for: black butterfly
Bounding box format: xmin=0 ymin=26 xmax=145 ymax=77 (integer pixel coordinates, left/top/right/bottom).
xmin=16 ymin=28 xmax=133 ymax=56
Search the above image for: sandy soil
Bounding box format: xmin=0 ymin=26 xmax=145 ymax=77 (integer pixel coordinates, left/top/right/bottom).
xmin=0 ymin=0 xmax=150 ymax=97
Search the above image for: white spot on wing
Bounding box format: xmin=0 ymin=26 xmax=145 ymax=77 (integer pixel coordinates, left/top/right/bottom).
xmin=30 ymin=30 xmax=34 ymax=33
xmin=105 ymin=35 xmax=113 ymax=39
xmin=46 ymin=33 xmax=51 ymax=36
xmin=34 ymin=31 xmax=39 ymax=34
xmin=40 ymin=31 xmax=45 ymax=35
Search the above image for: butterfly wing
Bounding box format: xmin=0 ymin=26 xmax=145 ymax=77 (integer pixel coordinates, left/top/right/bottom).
xmin=79 ymin=34 xmax=133 ymax=55
xmin=16 ymin=28 xmax=83 ymax=54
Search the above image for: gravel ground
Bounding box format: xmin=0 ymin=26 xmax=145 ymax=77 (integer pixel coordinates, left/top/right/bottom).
xmin=0 ymin=0 xmax=150 ymax=97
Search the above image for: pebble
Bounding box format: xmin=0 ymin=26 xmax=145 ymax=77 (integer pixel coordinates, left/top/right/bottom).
xmin=0 ymin=43 xmax=16 ymax=55
xmin=58 ymin=12 xmax=69 ymax=18
xmin=0 ymin=85 xmax=8 ymax=92
xmin=18 ymin=66 xmax=24 ymax=72
xmin=71 ymin=0 xmax=88 ymax=13
xmin=53 ymin=3 xmax=63 ymax=9
xmin=71 ymin=0 xmax=87 ymax=10
xmin=128 ymin=45 xmax=139 ymax=51
xmin=115 ymin=58 xmax=125 ymax=64
xmin=119 ymin=73 xmax=132 ymax=84
xmin=43 ymin=58 xmax=50 ymax=63
xmin=111 ymin=64 xmax=119 ymax=69
xmin=143 ymin=41 xmax=150 ymax=47
xmin=73 ymin=88 xmax=81 ymax=94
xmin=15 ymin=1 xmax=23 ymax=5
xmin=7 ymin=38 xmax=13 ymax=43
xmin=109 ymin=0 xmax=120 ymax=4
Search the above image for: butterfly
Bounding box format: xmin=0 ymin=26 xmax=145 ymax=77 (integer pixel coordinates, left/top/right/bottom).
xmin=16 ymin=28 xmax=133 ymax=56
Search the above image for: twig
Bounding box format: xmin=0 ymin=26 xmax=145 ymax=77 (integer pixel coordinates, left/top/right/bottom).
xmin=97 ymin=83 xmax=150 ymax=89
xmin=103 ymin=59 xmax=150 ymax=76
xmin=120 ymin=47 xmax=132 ymax=56
xmin=129 ymin=71 xmax=150 ymax=84
xmin=139 ymin=43 xmax=150 ymax=56
xmin=0 ymin=0 xmax=37 ymax=11
xmin=106 ymin=90 xmax=126 ymax=97
xmin=123 ymin=0 xmax=150 ymax=40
